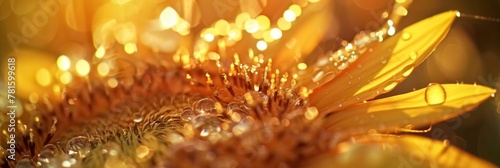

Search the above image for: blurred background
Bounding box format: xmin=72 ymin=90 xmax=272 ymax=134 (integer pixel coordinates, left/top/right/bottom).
xmin=0 ymin=0 xmax=499 ymax=166
xmin=334 ymin=0 xmax=500 ymax=166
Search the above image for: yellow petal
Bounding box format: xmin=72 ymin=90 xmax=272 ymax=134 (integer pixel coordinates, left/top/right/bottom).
xmin=270 ymin=0 xmax=332 ymax=72
xmin=310 ymin=11 xmax=458 ymax=113
xmin=302 ymin=135 xmax=496 ymax=168
xmin=239 ymin=0 xmax=267 ymax=17
xmin=323 ymin=84 xmax=495 ymax=135
xmin=294 ymin=0 xmax=413 ymax=91
xmin=170 ymin=0 xmax=202 ymax=27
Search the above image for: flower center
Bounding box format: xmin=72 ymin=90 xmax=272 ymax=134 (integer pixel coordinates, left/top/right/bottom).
xmin=15 ymin=61 xmax=329 ymax=167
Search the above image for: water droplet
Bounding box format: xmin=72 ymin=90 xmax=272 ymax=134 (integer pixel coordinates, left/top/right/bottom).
xmin=304 ymin=107 xmax=318 ymax=120
xmin=133 ymin=113 xmax=143 ymax=123
xmin=425 ymin=83 xmax=447 ymax=105
xmin=16 ymin=156 xmax=35 ymax=168
xmin=38 ymin=144 xmax=59 ymax=164
xmin=383 ymin=82 xmax=398 ymax=91
xmin=312 ymin=71 xmax=324 ymax=82
xmin=381 ymin=59 xmax=387 ymax=64
xmin=401 ymin=32 xmax=412 ymax=41
xmin=409 ymin=52 xmax=418 ymax=60
xmin=337 ymin=62 xmax=348 ymax=70
xmin=229 ymin=109 xmax=246 ymax=122
xmin=181 ymin=108 xmax=196 ymax=121
xmin=402 ymin=65 xmax=415 ymax=77
xmin=348 ymin=54 xmax=358 ymax=63
xmin=443 ymin=139 xmax=450 ymax=146
xmin=135 ymin=145 xmax=150 ymax=159
xmin=192 ymin=115 xmax=221 ymax=137
xmin=61 ymin=159 xmax=73 ymax=167
xmin=166 ymin=132 xmax=185 ymax=144
xmin=194 ymin=98 xmax=216 ymax=114
xmin=227 ymin=102 xmax=241 ymax=110
xmin=66 ymin=136 xmax=92 ymax=158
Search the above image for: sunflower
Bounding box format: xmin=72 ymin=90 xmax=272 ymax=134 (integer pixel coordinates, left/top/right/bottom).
xmin=0 ymin=0 xmax=497 ymax=167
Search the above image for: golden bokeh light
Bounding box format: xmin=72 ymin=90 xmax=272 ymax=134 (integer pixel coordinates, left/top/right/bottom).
xmin=97 ymin=62 xmax=111 ymax=76
xmin=107 ymin=78 xmax=119 ymax=88
xmin=214 ymin=20 xmax=230 ymax=36
xmin=270 ymin=28 xmax=283 ymax=39
xmin=76 ymin=59 xmax=90 ymax=76
xmin=95 ymin=46 xmax=106 ymax=58
xmin=160 ymin=7 xmax=179 ymax=29
xmin=36 ymin=68 xmax=52 ymax=87
xmin=244 ymin=19 xmax=260 ymax=33
xmin=283 ymin=10 xmax=297 ymax=22
xmin=255 ymin=15 xmax=270 ymax=30
xmin=277 ymin=18 xmax=292 ymax=30
xmin=289 ymin=4 xmax=302 ymax=16
xmin=59 ymin=71 xmax=73 ymax=85
xmin=204 ymin=33 xmax=215 ymax=42
xmin=298 ymin=63 xmax=308 ymax=70
xmin=124 ymin=42 xmax=137 ymax=54
xmin=235 ymin=13 xmax=251 ymax=29
xmin=57 ymin=55 xmax=71 ymax=71
xmin=256 ymin=40 xmax=267 ymax=51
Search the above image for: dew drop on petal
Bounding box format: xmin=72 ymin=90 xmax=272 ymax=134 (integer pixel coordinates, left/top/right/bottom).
xmin=402 ymin=65 xmax=415 ymax=77
xmin=383 ymin=81 xmax=398 ymax=91
xmin=425 ymin=83 xmax=447 ymax=105
xmin=16 ymin=155 xmax=35 ymax=168
xmin=337 ymin=62 xmax=348 ymax=70
xmin=166 ymin=132 xmax=185 ymax=144
xmin=443 ymin=139 xmax=450 ymax=146
xmin=135 ymin=145 xmax=150 ymax=159
xmin=66 ymin=136 xmax=92 ymax=158
xmin=133 ymin=113 xmax=143 ymax=123
xmin=401 ymin=32 xmax=412 ymax=41
xmin=38 ymin=144 xmax=59 ymax=164
xmin=229 ymin=109 xmax=246 ymax=122
xmin=192 ymin=115 xmax=221 ymax=137
xmin=409 ymin=51 xmax=418 ymax=60
xmin=312 ymin=71 xmax=324 ymax=82
xmin=381 ymin=59 xmax=387 ymax=64
xmin=181 ymin=108 xmax=196 ymax=121
xmin=194 ymin=98 xmax=216 ymax=114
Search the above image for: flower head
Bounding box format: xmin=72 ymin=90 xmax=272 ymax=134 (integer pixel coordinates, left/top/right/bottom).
xmin=0 ymin=0 xmax=497 ymax=167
